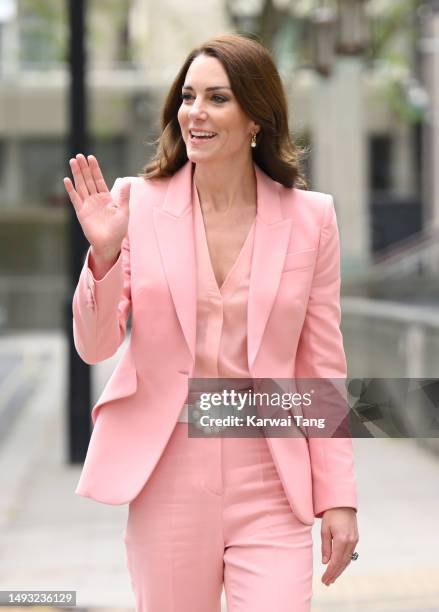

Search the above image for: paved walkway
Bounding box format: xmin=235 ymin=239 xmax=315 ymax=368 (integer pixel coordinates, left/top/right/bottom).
xmin=0 ymin=333 xmax=438 ymax=611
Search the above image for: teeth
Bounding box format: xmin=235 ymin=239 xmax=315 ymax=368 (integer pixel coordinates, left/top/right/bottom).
xmin=191 ymin=130 xmax=216 ymax=138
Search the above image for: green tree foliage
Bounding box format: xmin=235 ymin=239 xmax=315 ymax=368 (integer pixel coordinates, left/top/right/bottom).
xmin=18 ymin=0 xmax=67 ymax=65
xmin=226 ymin=0 xmax=427 ymax=123
xmin=17 ymin=0 xmax=133 ymax=67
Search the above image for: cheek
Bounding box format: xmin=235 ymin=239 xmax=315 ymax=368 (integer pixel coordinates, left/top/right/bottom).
xmin=224 ymin=128 xmax=248 ymax=148
xmin=177 ymin=106 xmax=187 ymax=129
xmin=221 ymin=116 xmax=249 ymax=145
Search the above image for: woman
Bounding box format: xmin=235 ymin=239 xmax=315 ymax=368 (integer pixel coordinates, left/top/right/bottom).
xmin=64 ymin=33 xmax=359 ymax=612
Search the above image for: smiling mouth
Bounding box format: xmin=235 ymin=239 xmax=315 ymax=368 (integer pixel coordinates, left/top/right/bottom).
xmin=189 ymin=130 xmax=217 ymax=140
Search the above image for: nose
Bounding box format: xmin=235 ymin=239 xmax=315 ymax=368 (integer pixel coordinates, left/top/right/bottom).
xmin=188 ymin=98 xmax=207 ymax=121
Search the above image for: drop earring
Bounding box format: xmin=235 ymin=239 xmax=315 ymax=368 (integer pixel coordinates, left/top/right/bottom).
xmin=251 ymin=133 xmax=257 ymax=148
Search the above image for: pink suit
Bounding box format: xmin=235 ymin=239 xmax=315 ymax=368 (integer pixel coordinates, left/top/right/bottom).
xmin=72 ymin=160 xmax=358 ymax=610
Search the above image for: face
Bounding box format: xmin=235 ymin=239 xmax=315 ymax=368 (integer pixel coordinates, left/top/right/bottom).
xmin=177 ymin=54 xmax=259 ymax=164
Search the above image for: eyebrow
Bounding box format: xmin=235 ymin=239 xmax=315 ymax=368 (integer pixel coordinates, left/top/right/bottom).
xmin=181 ymin=85 xmax=232 ymax=91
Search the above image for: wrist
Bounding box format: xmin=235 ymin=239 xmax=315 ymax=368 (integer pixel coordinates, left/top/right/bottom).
xmin=90 ymin=244 xmax=121 ymax=263
xmin=88 ymin=245 xmax=121 ymax=281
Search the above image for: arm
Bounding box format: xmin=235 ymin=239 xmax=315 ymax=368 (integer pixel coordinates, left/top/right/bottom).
xmin=72 ymin=178 xmax=132 ymax=364
xmin=295 ymin=195 xmax=358 ymax=519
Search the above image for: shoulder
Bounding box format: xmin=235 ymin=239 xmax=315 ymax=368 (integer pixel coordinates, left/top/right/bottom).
xmin=113 ymin=176 xmax=166 ymax=190
xmin=112 ymin=175 xmax=170 ymax=189
xmin=281 ymin=185 xmax=335 ymax=228
xmin=112 ymin=175 xmax=169 ymax=207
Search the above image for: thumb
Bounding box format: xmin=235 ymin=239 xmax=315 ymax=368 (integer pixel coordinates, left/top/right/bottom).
xmin=118 ymin=181 xmax=131 ymax=209
xmin=321 ymin=527 xmax=332 ymax=564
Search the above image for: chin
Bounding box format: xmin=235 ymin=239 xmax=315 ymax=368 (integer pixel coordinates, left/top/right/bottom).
xmin=186 ymin=151 xmax=216 ymax=164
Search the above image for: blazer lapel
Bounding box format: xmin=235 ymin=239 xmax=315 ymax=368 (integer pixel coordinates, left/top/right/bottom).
xmin=151 ymin=160 xmax=292 ymax=373
xmin=152 ymin=162 xmax=197 ymax=366
xmin=247 ymin=165 xmax=292 ymax=372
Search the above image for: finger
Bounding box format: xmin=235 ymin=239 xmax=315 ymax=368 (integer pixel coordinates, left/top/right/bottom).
xmin=325 ymin=530 xmax=359 ymax=584
xmin=321 ymin=526 xmax=332 ymax=564
xmin=322 ymin=559 xmax=338 ymax=585
xmin=331 ymin=537 xmax=358 ymax=582
xmin=76 ymin=153 xmax=97 ymax=195
xmin=326 ymin=550 xmax=352 ymax=584
xmin=322 ymin=539 xmax=346 ymax=583
xmin=63 ymin=177 xmax=82 ymax=213
xmin=69 ymin=157 xmax=89 ymax=200
xmin=87 ymin=155 xmax=109 ymax=193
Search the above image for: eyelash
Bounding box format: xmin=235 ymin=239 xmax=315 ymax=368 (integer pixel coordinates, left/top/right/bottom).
xmin=181 ymin=93 xmax=228 ymax=104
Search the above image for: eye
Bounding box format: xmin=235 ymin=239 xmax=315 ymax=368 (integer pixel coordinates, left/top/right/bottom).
xmin=181 ymin=93 xmax=228 ymax=103
xmin=212 ymin=95 xmax=227 ymax=103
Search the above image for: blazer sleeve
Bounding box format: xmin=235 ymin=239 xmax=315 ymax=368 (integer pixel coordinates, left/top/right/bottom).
xmin=72 ymin=178 xmax=132 ymax=365
xmin=294 ymin=195 xmax=358 ymax=519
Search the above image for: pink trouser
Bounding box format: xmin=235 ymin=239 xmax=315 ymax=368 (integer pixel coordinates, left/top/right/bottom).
xmin=124 ymin=423 xmax=313 ymax=611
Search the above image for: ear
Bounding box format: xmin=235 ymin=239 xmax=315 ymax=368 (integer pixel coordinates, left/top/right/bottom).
xmin=252 ymin=123 xmax=261 ymax=135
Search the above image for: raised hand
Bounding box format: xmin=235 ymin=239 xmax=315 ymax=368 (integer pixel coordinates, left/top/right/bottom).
xmin=63 ymin=154 xmax=131 ymax=260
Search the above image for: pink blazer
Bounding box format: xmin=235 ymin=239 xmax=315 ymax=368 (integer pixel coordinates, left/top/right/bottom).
xmin=72 ymin=160 xmax=358 ymax=526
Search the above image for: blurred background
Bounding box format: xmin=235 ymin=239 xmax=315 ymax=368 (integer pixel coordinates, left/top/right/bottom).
xmin=0 ymin=0 xmax=438 ymax=610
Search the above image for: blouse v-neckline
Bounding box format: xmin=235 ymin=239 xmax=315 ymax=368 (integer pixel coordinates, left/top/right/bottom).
xmin=193 ymin=182 xmax=256 ymax=294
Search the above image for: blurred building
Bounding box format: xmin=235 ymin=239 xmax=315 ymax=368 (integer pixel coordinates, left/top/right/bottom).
xmin=0 ymin=0 xmax=434 ymax=329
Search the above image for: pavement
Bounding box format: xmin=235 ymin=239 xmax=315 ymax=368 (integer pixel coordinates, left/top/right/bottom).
xmin=0 ymin=333 xmax=438 ymax=611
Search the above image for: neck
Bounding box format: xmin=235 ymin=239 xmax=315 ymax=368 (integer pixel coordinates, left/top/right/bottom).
xmin=192 ymin=157 xmax=257 ymax=214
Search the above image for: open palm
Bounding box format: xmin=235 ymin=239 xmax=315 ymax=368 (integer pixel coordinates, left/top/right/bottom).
xmin=63 ymin=153 xmax=130 ymax=255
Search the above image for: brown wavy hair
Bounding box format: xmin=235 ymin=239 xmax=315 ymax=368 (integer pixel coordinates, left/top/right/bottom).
xmin=141 ymin=33 xmax=309 ymax=189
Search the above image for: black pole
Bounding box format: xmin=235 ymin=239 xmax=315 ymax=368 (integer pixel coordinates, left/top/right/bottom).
xmin=413 ymin=1 xmax=425 ymax=230
xmin=66 ymin=0 xmax=91 ymax=463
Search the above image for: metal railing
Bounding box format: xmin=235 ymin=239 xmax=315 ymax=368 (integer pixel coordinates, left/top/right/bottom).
xmin=342 ymin=296 xmax=439 ymax=378
xmin=369 ymin=226 xmax=439 ymax=281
